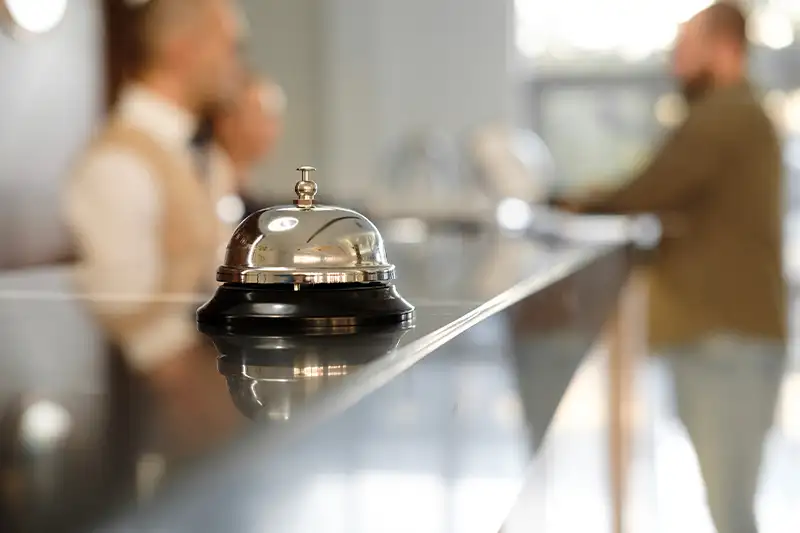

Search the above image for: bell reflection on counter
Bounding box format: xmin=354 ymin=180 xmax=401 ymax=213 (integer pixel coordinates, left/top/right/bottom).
xmin=206 ymin=324 xmax=411 ymax=420
xmin=197 ymin=166 xmax=414 ymax=331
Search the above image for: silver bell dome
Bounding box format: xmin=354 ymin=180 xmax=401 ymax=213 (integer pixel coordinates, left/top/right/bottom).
xmin=217 ymin=167 xmax=396 ymax=285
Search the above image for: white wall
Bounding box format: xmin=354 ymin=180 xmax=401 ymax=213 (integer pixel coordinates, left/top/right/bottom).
xmin=240 ymin=0 xmax=515 ymax=204
xmin=241 ymin=0 xmax=322 ymax=201
xmin=0 ymin=1 xmax=103 ymax=268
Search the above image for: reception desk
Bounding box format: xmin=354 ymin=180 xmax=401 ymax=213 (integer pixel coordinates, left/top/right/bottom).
xmin=0 ymin=229 xmax=635 ymax=533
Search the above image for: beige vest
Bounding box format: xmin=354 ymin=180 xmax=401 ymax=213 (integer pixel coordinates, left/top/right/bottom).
xmin=73 ymin=120 xmax=223 ymax=346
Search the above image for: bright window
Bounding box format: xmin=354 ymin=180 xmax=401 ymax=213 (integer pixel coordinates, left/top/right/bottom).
xmin=515 ymin=0 xmax=799 ymax=61
xmin=515 ymin=0 xmax=713 ymax=60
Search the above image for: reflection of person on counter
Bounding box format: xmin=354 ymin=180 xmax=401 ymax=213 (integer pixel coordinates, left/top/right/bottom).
xmin=210 ymin=71 xmax=287 ymax=221
xmin=552 ymin=4 xmax=784 ymax=533
xmin=64 ymin=0 xmax=246 ymax=458
xmin=65 ymin=0 xmax=244 ymax=475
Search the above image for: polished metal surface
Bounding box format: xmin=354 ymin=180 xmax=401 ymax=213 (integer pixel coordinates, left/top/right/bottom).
xmin=293 ymin=165 xmax=318 ymax=208
xmin=0 ymin=233 xmax=629 ymax=533
xmin=218 ymin=167 xmax=397 ymax=285
xmin=213 ymin=325 xmax=411 ymax=420
xmin=219 ymin=355 xmax=365 ymax=421
xmin=100 ymin=243 xmax=633 ymax=533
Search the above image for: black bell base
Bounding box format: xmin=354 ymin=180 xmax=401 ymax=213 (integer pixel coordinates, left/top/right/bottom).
xmin=197 ymin=282 xmax=415 ymax=334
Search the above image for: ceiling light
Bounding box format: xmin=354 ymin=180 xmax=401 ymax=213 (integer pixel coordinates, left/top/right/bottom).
xmin=2 ymin=0 xmax=68 ymax=36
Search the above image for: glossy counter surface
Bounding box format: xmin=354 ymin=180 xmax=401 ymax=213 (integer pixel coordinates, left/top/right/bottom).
xmin=0 ymin=231 xmax=631 ymax=533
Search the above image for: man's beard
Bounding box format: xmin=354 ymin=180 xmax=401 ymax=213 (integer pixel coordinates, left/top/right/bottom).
xmin=679 ymin=70 xmax=715 ymax=104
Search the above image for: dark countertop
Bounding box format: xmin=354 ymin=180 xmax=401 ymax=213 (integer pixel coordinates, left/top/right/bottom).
xmin=0 ymin=230 xmax=631 ymax=533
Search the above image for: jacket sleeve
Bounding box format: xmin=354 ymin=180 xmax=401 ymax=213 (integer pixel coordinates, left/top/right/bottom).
xmin=578 ymin=100 xmax=731 ymax=214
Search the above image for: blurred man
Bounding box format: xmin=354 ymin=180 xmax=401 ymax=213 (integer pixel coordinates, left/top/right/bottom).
xmin=211 ymin=73 xmax=286 ymax=219
xmin=65 ymin=0 xmax=242 ymax=376
xmin=553 ymin=4 xmax=784 ymax=533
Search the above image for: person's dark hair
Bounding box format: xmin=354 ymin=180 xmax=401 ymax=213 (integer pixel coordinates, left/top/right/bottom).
xmin=704 ymin=1 xmax=748 ymax=51
xmin=126 ymin=0 xmax=157 ymax=76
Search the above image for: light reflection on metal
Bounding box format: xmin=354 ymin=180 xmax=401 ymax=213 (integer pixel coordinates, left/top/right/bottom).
xmin=294 ymin=364 xmax=348 ymax=378
xmin=291 ymin=254 xmax=323 ymax=265
xmin=212 ymin=325 xmax=411 ymax=421
xmin=217 ymin=167 xmax=398 ymax=285
xmin=266 ymin=216 xmax=299 ymax=233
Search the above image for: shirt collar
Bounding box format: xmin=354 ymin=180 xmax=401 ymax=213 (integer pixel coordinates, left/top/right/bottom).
xmin=116 ymin=84 xmax=198 ymax=149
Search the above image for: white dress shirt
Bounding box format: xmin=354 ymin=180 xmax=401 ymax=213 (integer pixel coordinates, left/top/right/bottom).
xmin=65 ymin=85 xmax=235 ymax=372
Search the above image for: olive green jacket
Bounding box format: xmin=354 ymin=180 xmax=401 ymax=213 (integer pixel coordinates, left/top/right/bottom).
xmin=577 ymin=82 xmax=786 ymax=348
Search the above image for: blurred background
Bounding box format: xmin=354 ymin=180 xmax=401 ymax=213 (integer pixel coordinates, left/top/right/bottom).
xmin=5 ymin=0 xmax=800 ymax=268
xmin=0 ymin=1 xmax=798 ymax=532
